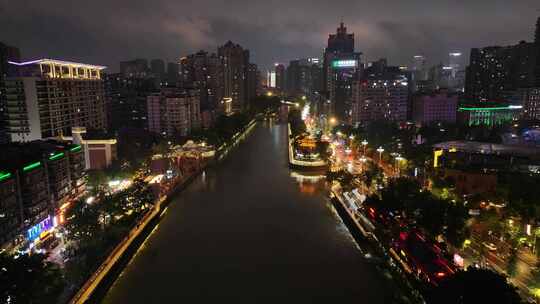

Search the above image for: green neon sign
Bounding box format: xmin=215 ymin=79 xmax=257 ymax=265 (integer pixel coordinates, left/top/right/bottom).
xmin=459 ymin=106 xmax=522 ymax=111
xmin=49 ymin=152 xmax=65 ymax=161
xmin=23 ymin=162 xmax=41 ymax=172
xmin=70 ymin=145 xmax=82 ymax=152
xmin=0 ymin=172 xmax=11 ymax=182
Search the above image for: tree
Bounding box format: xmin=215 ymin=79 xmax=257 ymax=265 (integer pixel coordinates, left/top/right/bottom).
xmin=86 ymin=170 xmax=108 ymax=194
xmin=506 ymin=248 xmax=518 ymax=278
xmin=0 ymin=253 xmax=65 ymax=304
xmin=288 ymin=109 xmax=306 ymax=136
xmin=428 ymin=268 xmax=521 ymax=304
xmin=363 ymin=161 xmax=383 ymax=189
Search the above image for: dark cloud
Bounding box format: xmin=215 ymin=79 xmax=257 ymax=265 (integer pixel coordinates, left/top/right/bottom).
xmin=0 ymin=0 xmax=538 ymax=71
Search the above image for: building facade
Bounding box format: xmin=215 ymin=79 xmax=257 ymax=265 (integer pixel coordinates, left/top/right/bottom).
xmin=150 ymin=59 xmax=166 ymax=81
xmin=5 ymin=59 xmax=107 ymax=142
xmin=351 ymin=79 xmax=408 ymax=124
xmin=147 ymin=88 xmax=201 ymax=137
xmin=518 ymin=87 xmax=540 ymax=120
xmin=179 ymin=51 xmax=224 ymax=115
xmin=457 ymin=103 xmax=522 ymax=127
xmin=323 ymin=22 xmax=362 ymax=121
xmin=465 ymin=41 xmax=538 ymax=100
xmin=0 ymin=42 xmax=21 ymax=144
xmin=0 ymin=140 xmax=86 ymax=249
xmin=275 ymin=63 xmax=285 ymax=92
xmin=412 ymin=90 xmax=457 ymax=125
xmin=218 ymin=41 xmax=250 ymax=111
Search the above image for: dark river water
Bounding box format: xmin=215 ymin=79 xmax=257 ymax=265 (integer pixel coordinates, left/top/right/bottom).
xmin=102 ymin=120 xmax=397 ymax=303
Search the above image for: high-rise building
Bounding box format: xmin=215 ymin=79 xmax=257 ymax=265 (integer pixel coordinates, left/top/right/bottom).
xmin=536 ymin=17 xmax=540 ymax=44
xmin=0 ymin=140 xmax=85 ymax=249
xmin=535 ymin=17 xmax=540 ymax=87
xmin=274 ymin=63 xmax=285 ymax=92
xmin=150 ymin=59 xmax=166 ymax=81
xmin=323 ymin=22 xmax=362 ymax=120
xmin=104 ymin=72 xmax=159 ymax=131
xmin=218 ymin=41 xmax=250 ymax=111
xmin=0 ymin=42 xmax=21 ymax=144
xmin=167 ymin=62 xmax=180 ymax=85
xmin=429 ymin=63 xmax=453 ymax=90
xmin=465 ymin=41 xmax=537 ymax=100
xmin=267 ymin=71 xmax=276 ymax=88
xmin=147 ymin=88 xmax=201 ymax=137
xmin=351 ymin=79 xmax=408 ymax=125
xmin=179 ymin=51 xmax=224 ymax=113
xmin=246 ymin=63 xmax=258 ymax=105
xmin=5 ymin=59 xmax=107 ymax=142
xmin=286 ymin=58 xmax=322 ymax=97
xmin=412 ymin=90 xmax=457 ymax=125
xmin=517 ymin=87 xmax=540 ymax=120
xmin=120 ymin=59 xmax=148 ymax=78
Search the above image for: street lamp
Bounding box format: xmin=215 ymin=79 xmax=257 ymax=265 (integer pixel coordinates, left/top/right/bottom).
xmin=395 ymin=155 xmax=404 ymax=176
xmin=376 ymin=146 xmax=384 ymax=163
xmin=361 ymin=140 xmax=368 ymax=155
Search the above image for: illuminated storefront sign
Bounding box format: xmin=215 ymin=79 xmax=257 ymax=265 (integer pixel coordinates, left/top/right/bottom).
xmin=27 ymin=216 xmax=53 ymax=242
xmin=332 ymin=60 xmax=357 ymax=68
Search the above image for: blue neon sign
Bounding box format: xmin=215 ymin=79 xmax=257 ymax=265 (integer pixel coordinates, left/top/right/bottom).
xmin=27 ymin=216 xmax=53 ymax=241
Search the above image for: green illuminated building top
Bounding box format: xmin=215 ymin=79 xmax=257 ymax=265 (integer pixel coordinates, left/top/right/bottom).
xmin=0 ymin=171 xmax=12 ymax=182
xmin=48 ymin=152 xmax=65 ymax=161
xmin=23 ymin=161 xmax=41 ymax=172
xmin=458 ymin=103 xmax=523 ymax=127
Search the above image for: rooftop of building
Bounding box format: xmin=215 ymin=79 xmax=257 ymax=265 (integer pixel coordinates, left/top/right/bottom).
xmin=458 ymin=100 xmax=522 ymax=111
xmin=433 ymin=140 xmax=540 ymax=158
xmin=8 ymin=59 xmax=106 ymax=70
xmin=0 ymin=140 xmax=79 ymax=173
xmin=79 ymin=129 xmax=115 ymax=141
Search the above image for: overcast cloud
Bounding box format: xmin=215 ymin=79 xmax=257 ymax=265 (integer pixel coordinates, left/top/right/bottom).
xmin=1 ymin=0 xmax=538 ymax=71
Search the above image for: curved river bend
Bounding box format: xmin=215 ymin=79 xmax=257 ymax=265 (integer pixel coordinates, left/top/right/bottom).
xmin=102 ymin=121 xmax=397 ymax=303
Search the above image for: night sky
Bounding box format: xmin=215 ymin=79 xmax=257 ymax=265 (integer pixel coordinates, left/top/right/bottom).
xmin=1 ymin=0 xmax=538 ymax=71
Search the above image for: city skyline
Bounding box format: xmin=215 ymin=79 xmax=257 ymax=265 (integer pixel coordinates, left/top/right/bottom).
xmin=2 ymin=1 xmax=539 ymax=70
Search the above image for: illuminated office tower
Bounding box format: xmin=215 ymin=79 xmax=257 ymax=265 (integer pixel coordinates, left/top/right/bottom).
xmin=323 ymin=22 xmax=362 ymax=120
xmin=5 ymin=59 xmax=107 ymax=142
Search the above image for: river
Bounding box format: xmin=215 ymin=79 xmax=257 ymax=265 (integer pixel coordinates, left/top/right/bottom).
xmin=101 ymin=120 xmax=398 ymax=303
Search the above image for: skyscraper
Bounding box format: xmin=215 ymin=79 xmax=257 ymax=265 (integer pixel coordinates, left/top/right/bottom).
xmin=327 ymin=22 xmax=354 ymax=53
xmin=274 ymin=63 xmax=285 ymax=92
xmin=218 ymin=41 xmax=250 ymax=111
xmin=246 ymin=63 xmax=258 ymax=106
xmin=0 ymin=42 xmax=21 ymax=144
xmin=465 ymin=42 xmax=537 ymax=100
xmin=5 ymin=59 xmax=107 ymax=142
xmin=179 ymin=51 xmax=224 ymax=113
xmin=286 ymin=58 xmax=321 ymax=97
xmin=535 ymin=17 xmax=540 ymax=87
xmin=534 ymin=17 xmax=540 ymax=44
xmin=323 ymin=22 xmax=362 ymax=121
xmin=150 ymin=59 xmax=166 ymax=80
xmin=147 ymin=88 xmax=201 ymax=137
xmin=167 ymin=62 xmax=180 ymax=85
